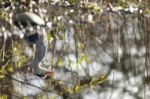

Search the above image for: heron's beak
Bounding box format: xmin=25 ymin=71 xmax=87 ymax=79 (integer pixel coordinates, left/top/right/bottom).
xmin=36 ymin=70 xmax=54 ymax=79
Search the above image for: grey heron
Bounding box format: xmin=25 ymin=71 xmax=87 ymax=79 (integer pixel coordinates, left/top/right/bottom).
xmin=14 ymin=12 xmax=53 ymax=78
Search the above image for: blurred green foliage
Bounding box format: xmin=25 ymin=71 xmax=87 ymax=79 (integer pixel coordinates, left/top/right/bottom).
xmin=0 ymin=0 xmax=150 ymax=99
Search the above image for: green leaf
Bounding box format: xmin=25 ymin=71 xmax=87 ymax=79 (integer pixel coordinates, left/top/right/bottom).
xmin=24 ymin=96 xmax=27 ymax=99
xmin=74 ymin=85 xmax=80 ymax=93
xmin=48 ymin=33 xmax=54 ymax=42
xmin=0 ymin=75 xmax=5 ymax=79
xmin=77 ymin=53 xmax=90 ymax=65
xmin=58 ymin=58 xmax=63 ymax=66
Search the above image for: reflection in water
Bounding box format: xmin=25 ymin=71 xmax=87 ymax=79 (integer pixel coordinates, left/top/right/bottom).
xmin=12 ymin=73 xmax=46 ymax=96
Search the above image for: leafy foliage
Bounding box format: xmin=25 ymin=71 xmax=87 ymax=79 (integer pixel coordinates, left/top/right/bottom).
xmin=1 ymin=0 xmax=150 ymax=99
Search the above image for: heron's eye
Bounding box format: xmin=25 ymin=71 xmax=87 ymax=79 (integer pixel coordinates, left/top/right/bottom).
xmin=25 ymin=33 xmax=39 ymax=43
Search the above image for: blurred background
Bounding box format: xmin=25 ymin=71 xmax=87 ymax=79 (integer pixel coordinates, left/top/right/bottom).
xmin=0 ymin=0 xmax=150 ymax=99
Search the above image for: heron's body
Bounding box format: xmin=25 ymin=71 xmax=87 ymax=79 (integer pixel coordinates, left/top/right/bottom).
xmin=14 ymin=12 xmax=45 ymax=28
xmin=31 ymin=30 xmax=48 ymax=75
xmin=14 ymin=12 xmax=52 ymax=78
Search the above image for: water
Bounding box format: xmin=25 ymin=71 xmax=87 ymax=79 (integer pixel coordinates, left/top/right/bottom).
xmin=12 ymin=73 xmax=46 ymax=96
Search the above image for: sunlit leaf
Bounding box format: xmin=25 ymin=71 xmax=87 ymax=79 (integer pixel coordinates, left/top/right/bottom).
xmin=77 ymin=53 xmax=90 ymax=65
xmin=58 ymin=58 xmax=63 ymax=66
xmin=0 ymin=75 xmax=5 ymax=79
xmin=68 ymin=87 xmax=73 ymax=94
xmin=74 ymin=85 xmax=80 ymax=93
xmin=24 ymin=96 xmax=27 ymax=99
xmin=8 ymin=66 xmax=13 ymax=72
xmin=47 ymin=33 xmax=54 ymax=42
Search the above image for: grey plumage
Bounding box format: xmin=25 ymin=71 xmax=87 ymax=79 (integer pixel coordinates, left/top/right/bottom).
xmin=31 ymin=30 xmax=48 ymax=75
xmin=14 ymin=12 xmax=51 ymax=77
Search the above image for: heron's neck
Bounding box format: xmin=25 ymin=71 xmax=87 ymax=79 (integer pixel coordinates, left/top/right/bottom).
xmin=30 ymin=33 xmax=48 ymax=73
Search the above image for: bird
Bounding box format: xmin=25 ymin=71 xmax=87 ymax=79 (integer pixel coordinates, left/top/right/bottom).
xmin=14 ymin=12 xmax=53 ymax=78
xmin=14 ymin=12 xmax=45 ymax=43
xmin=14 ymin=12 xmax=45 ymax=28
